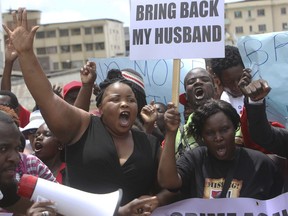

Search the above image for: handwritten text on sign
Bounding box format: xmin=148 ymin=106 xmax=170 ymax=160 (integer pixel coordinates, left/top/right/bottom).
xmin=89 ymin=57 xmax=205 ymax=121
xmin=130 ymin=0 xmax=225 ymax=60
xmin=238 ymin=31 xmax=288 ymax=126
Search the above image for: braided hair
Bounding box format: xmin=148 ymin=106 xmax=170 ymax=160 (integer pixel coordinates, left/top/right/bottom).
xmin=188 ymin=99 xmax=240 ymax=141
xmin=96 ymin=69 xmax=135 ymax=107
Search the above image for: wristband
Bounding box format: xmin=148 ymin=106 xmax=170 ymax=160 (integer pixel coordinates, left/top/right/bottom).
xmin=248 ymin=98 xmax=264 ymax=104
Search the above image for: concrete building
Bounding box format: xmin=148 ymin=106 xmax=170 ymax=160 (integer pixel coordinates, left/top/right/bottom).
xmin=2 ymin=10 xmax=126 ymax=73
xmin=225 ymin=0 xmax=288 ymax=44
xmin=1 ymin=2 xmax=288 ymax=109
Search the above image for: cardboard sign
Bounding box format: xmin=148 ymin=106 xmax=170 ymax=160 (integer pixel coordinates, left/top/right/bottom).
xmin=129 ymin=0 xmax=225 ymax=60
xmin=238 ymin=31 xmax=288 ymax=127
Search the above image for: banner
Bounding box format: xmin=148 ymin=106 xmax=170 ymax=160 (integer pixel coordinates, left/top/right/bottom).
xmin=152 ymin=192 xmax=288 ymax=216
xmin=237 ymin=31 xmax=288 ymax=127
xmin=129 ymin=0 xmax=225 ymax=60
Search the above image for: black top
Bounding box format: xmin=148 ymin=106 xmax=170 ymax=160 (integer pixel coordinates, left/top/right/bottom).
xmin=176 ymin=146 xmax=283 ymax=200
xmin=66 ymin=116 xmax=160 ymax=205
xmin=244 ymin=99 xmax=288 ymax=158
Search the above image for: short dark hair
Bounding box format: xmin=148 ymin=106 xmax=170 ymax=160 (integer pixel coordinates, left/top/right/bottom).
xmin=183 ymin=67 xmax=214 ymax=90
xmin=188 ymin=99 xmax=240 ymax=140
xmin=0 ymin=90 xmax=19 ymax=110
xmin=210 ymin=45 xmax=244 ymax=80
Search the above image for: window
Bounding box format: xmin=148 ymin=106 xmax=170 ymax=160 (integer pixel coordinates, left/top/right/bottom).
xmin=94 ymin=26 xmax=103 ymax=34
xmin=62 ymin=61 xmax=71 ymax=69
xmin=282 ymin=23 xmax=288 ymax=30
xmin=71 ymin=28 xmax=81 ymax=36
xmin=85 ymin=27 xmax=92 ymax=35
xmin=71 ymin=61 xmax=83 ymax=69
xmin=258 ymin=24 xmax=266 ymax=32
xmin=72 ymin=44 xmax=82 ymax=52
xmin=234 ymin=11 xmax=242 ymax=18
xmin=249 ymin=25 xmax=253 ymax=32
xmin=36 ymin=47 xmax=46 ymax=55
xmin=235 ymin=26 xmax=243 ymax=34
xmin=248 ymin=10 xmax=252 ymax=18
xmin=53 ymin=62 xmax=59 ymax=70
xmin=257 ymin=9 xmax=265 ymax=16
xmin=36 ymin=31 xmax=45 ymax=39
xmin=46 ymin=46 xmax=57 ymax=54
xmin=281 ymin=7 xmax=286 ymax=15
xmin=85 ymin=43 xmax=93 ymax=51
xmin=59 ymin=29 xmax=69 ymax=37
xmin=95 ymin=42 xmax=105 ymax=50
xmin=60 ymin=45 xmax=70 ymax=53
xmin=46 ymin=30 xmax=56 ymax=38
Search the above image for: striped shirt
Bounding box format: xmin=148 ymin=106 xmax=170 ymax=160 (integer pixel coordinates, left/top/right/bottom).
xmin=16 ymin=153 xmax=57 ymax=182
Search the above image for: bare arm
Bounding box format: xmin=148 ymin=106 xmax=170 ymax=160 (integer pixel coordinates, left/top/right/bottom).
xmin=140 ymin=101 xmax=157 ymax=134
xmin=1 ymin=39 xmax=18 ymax=90
xmin=158 ymin=103 xmax=182 ymax=189
xmin=74 ymin=61 xmax=96 ymax=111
xmin=2 ymin=8 xmax=90 ymax=145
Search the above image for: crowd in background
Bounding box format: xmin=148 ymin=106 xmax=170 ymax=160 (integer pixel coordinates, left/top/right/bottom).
xmin=0 ymin=7 xmax=287 ymax=216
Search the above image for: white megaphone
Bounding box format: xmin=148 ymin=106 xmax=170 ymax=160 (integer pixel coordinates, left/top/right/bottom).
xmin=17 ymin=174 xmax=122 ymax=216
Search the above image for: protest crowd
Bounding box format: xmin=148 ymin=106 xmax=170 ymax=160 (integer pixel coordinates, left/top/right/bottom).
xmin=0 ymin=7 xmax=288 ymax=216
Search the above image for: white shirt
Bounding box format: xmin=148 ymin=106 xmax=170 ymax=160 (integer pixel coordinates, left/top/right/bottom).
xmin=220 ymin=91 xmax=244 ymax=115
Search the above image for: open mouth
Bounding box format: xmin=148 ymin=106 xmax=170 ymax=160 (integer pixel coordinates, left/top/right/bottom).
xmin=119 ymin=111 xmax=130 ymax=127
xmin=34 ymin=142 xmax=43 ymax=153
xmin=194 ymin=88 xmax=204 ymax=100
xmin=216 ymin=145 xmax=226 ymax=158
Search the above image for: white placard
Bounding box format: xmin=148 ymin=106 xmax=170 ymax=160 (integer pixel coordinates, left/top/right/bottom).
xmin=130 ymin=0 xmax=225 ymax=60
xmin=152 ymin=192 xmax=288 ymax=216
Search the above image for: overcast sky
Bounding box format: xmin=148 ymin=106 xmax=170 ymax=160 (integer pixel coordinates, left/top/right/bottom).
xmin=1 ymin=0 xmax=244 ymax=27
xmin=1 ymin=0 xmax=131 ymax=26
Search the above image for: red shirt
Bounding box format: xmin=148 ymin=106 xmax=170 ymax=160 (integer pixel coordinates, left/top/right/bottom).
xmin=18 ymin=105 xmax=31 ymax=128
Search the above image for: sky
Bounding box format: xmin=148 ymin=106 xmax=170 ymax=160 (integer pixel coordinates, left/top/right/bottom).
xmin=1 ymin=0 xmax=244 ymax=27
xmin=1 ymin=0 xmax=131 ymax=26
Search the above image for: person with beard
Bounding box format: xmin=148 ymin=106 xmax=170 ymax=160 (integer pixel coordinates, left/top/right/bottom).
xmin=0 ymin=111 xmax=58 ymax=216
xmin=174 ymin=67 xmax=215 ymax=158
xmin=159 ymin=99 xmax=283 ymax=200
xmin=0 ymin=110 xmax=30 ymax=214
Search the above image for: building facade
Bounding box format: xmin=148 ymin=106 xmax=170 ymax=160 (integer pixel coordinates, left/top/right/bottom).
xmin=2 ymin=10 xmax=126 ymax=73
xmin=225 ymin=0 xmax=288 ymax=44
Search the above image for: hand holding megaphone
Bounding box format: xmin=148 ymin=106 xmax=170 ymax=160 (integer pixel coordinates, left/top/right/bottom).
xmin=17 ymin=174 xmax=122 ymax=216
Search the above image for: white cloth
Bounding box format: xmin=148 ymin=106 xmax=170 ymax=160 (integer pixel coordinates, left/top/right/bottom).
xmin=220 ymin=91 xmax=244 ymax=115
